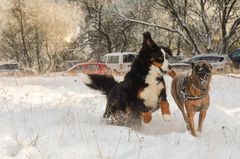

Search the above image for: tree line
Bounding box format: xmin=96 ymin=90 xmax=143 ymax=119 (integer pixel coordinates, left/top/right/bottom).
xmin=0 ymin=0 xmax=240 ymax=72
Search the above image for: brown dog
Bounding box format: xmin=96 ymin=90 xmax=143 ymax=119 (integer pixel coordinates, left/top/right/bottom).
xmin=171 ymin=61 xmax=212 ymax=136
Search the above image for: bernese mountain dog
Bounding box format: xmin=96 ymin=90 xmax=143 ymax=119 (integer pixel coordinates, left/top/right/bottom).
xmin=82 ymin=32 xmax=176 ymax=127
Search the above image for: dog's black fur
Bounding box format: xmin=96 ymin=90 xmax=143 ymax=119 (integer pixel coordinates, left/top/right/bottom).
xmin=83 ymin=32 xmax=172 ymax=125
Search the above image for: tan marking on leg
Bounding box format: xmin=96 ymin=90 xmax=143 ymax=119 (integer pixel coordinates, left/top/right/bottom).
xmin=159 ymin=100 xmax=171 ymax=115
xmin=141 ymin=111 xmax=152 ymax=124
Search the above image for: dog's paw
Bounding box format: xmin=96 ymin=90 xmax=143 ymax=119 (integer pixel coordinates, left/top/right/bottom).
xmin=196 ymin=131 xmax=201 ymax=137
xmin=186 ymin=124 xmax=190 ymax=130
xmin=191 ymin=131 xmax=201 ymax=137
xmin=162 ymin=114 xmax=171 ymax=121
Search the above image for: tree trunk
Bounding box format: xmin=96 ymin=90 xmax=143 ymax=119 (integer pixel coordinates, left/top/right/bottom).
xmin=18 ymin=1 xmax=32 ymax=68
xmin=34 ymin=25 xmax=42 ymax=72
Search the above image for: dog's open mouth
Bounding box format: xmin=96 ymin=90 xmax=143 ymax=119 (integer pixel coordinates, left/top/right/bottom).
xmin=198 ymin=71 xmax=211 ymax=84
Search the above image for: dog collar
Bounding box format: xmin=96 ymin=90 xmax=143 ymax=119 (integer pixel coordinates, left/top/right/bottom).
xmin=180 ymin=77 xmax=207 ymax=101
xmin=191 ymin=83 xmax=207 ymax=93
xmin=180 ymin=90 xmax=206 ymax=101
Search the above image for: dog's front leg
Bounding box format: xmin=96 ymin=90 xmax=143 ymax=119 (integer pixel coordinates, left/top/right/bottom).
xmin=158 ymin=89 xmax=171 ymax=121
xmin=198 ymin=109 xmax=207 ymax=132
xmin=187 ymin=110 xmax=198 ymax=136
xmin=159 ymin=100 xmax=171 ymax=121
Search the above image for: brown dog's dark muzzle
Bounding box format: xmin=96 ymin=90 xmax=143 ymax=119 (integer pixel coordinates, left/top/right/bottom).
xmin=198 ymin=70 xmax=210 ymax=78
xmin=197 ymin=69 xmax=211 ymax=84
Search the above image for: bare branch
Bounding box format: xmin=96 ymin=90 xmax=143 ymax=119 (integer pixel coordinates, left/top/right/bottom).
xmin=113 ymin=4 xmax=179 ymax=34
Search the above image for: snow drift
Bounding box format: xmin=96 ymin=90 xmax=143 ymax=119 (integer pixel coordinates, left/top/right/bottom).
xmin=0 ymin=75 xmax=239 ymax=159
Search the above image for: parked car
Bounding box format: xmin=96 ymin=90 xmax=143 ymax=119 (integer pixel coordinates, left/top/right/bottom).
xmin=184 ymin=54 xmax=232 ymax=73
xmin=65 ymin=60 xmax=107 ymax=75
xmin=102 ymin=52 xmax=137 ymax=74
xmin=228 ymin=48 xmax=240 ymax=68
xmin=0 ymin=62 xmax=36 ymax=76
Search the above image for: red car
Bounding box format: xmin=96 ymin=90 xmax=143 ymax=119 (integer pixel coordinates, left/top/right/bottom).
xmin=65 ymin=60 xmax=107 ymax=75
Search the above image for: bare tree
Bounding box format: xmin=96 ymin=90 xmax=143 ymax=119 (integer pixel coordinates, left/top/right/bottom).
xmin=67 ymin=0 xmax=137 ymax=58
xmin=0 ymin=0 xmax=78 ymax=72
xmin=114 ymin=0 xmax=240 ymax=55
xmin=11 ymin=0 xmax=32 ymax=67
xmin=216 ymin=0 xmax=240 ymax=54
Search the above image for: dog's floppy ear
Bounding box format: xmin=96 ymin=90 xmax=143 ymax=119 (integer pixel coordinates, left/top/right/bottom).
xmin=142 ymin=32 xmax=155 ymax=48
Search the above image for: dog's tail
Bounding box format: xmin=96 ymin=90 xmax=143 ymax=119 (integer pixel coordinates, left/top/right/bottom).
xmin=82 ymin=74 xmax=118 ymax=96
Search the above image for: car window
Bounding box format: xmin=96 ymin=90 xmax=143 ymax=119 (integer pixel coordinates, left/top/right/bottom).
xmin=200 ymin=56 xmax=223 ymax=62
xmin=75 ymin=65 xmax=84 ymax=71
xmin=232 ymin=51 xmax=240 ymax=57
xmin=107 ymin=56 xmax=119 ymax=63
xmin=101 ymin=56 xmax=107 ymax=63
xmin=189 ymin=57 xmax=201 ymax=63
xmin=88 ymin=64 xmax=99 ymax=71
xmin=189 ymin=56 xmax=223 ymax=63
xmin=0 ymin=64 xmax=19 ymax=70
xmin=123 ymin=54 xmax=136 ymax=63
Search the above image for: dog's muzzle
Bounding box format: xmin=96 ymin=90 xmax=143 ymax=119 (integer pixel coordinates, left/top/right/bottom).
xmin=197 ymin=70 xmax=211 ymax=84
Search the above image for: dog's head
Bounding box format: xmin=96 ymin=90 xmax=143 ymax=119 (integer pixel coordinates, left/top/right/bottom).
xmin=191 ymin=61 xmax=212 ymax=85
xmin=141 ymin=32 xmax=172 ymax=74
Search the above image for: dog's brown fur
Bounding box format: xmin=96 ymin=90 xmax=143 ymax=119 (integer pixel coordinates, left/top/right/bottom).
xmin=171 ymin=61 xmax=212 ymax=136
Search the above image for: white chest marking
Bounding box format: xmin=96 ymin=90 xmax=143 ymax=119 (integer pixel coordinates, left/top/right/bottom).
xmin=140 ymin=65 xmax=164 ymax=108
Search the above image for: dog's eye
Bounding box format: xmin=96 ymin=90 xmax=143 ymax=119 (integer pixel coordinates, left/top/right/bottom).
xmin=203 ymin=64 xmax=209 ymax=70
xmin=195 ymin=65 xmax=200 ymax=71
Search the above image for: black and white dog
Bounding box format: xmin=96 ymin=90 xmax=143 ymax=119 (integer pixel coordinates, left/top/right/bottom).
xmin=83 ymin=32 xmax=175 ymax=126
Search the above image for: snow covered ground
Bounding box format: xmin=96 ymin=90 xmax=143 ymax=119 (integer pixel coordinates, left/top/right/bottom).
xmin=0 ymin=74 xmax=239 ymax=159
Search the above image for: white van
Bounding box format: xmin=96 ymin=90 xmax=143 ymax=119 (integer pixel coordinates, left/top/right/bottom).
xmin=101 ymin=52 xmax=137 ymax=74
